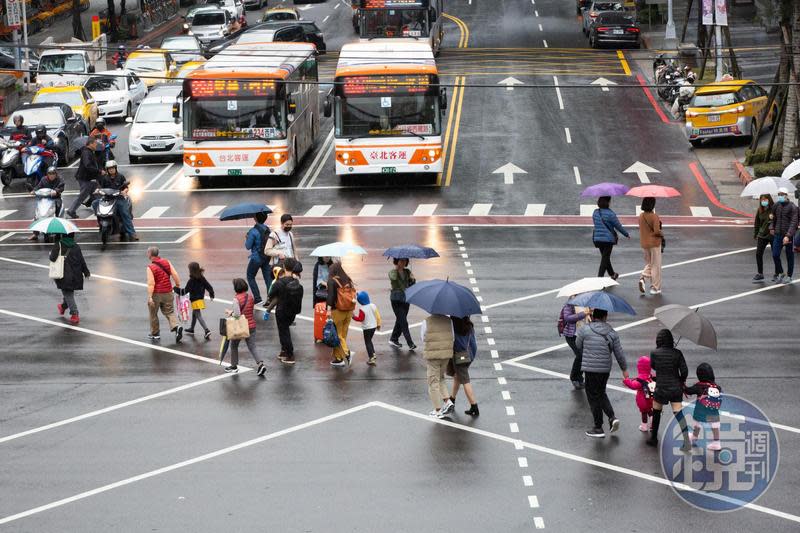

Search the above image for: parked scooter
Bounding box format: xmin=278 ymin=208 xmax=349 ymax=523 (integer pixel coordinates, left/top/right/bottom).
xmin=95 ymin=187 xmax=121 ymax=249
xmin=33 ymin=187 xmax=64 ymax=243
xmin=22 ymin=145 xmax=58 ymax=190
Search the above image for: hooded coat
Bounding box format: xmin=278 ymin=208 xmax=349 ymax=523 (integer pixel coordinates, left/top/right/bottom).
xmin=684 ymin=363 xmax=721 ymax=422
xmin=623 ymin=356 xmax=654 ymax=413
xmin=576 ymin=321 xmax=627 ymax=374
xmin=353 ymin=290 xmax=381 ymax=330
xmin=649 ymin=329 xmax=688 ymax=401
xmin=49 ymin=239 xmax=90 ymax=291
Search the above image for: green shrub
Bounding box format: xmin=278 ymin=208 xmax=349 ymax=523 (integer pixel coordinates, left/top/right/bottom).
xmin=745 ymin=147 xmax=783 ymax=165
xmin=753 ymin=161 xmax=785 ymax=177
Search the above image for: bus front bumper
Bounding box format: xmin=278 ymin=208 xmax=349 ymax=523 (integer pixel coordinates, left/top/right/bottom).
xmin=335 ymin=160 xmax=443 ymax=175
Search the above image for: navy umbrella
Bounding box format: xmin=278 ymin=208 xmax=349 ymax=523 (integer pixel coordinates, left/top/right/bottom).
xmin=383 ymin=244 xmax=440 ymax=259
xmin=405 ymin=279 xmax=482 ymax=317
xmin=219 ymin=203 xmax=273 ymax=221
xmin=567 ymin=291 xmax=636 ymax=315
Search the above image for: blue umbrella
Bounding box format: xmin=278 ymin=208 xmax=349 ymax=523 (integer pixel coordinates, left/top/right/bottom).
xmin=219 ymin=203 xmax=273 ymax=221
xmin=405 ymin=279 xmax=482 ymax=316
xmin=567 ymin=291 xmax=636 ymax=315
xmin=383 ymin=244 xmax=440 ymax=259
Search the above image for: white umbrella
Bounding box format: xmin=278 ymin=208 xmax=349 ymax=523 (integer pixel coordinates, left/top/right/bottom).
xmin=557 ymin=277 xmax=619 ymax=298
xmin=28 ymin=217 xmax=81 ymax=234
xmin=781 ymin=158 xmax=800 ymax=180
xmin=310 ymin=241 xmax=367 ymax=257
xmin=740 ymin=176 xmax=797 ymax=198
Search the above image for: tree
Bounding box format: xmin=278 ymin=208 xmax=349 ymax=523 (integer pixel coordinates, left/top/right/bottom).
xmin=72 ymin=0 xmax=86 ymax=40
xmin=107 ymin=0 xmax=118 ymax=39
xmin=781 ymin=0 xmax=800 ymax=165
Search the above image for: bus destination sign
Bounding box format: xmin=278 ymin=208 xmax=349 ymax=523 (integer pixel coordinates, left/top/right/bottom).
xmin=343 ymin=75 xmax=429 ymax=96
xmin=361 ymin=0 xmax=426 ymax=8
xmin=189 ymin=79 xmax=277 ymax=98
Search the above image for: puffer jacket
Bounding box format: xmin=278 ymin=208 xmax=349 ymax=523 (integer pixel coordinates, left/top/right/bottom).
xmin=649 ymin=329 xmax=688 ymax=395
xmin=592 ymin=208 xmax=629 ymax=243
xmin=576 ymin=321 xmax=627 ymax=374
xmin=769 ymin=201 xmax=799 ymax=238
xmin=422 ymin=314 xmax=453 ymax=360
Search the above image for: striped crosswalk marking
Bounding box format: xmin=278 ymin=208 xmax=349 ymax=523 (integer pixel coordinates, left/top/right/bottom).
xmin=524 ymin=204 xmax=546 ymax=216
xmin=358 ymin=204 xmax=382 ymax=216
xmin=304 ymin=205 xmax=331 ymax=217
xmin=468 ymin=203 xmax=492 ymax=216
xmin=413 ymin=204 xmax=438 ymax=216
xmin=140 ymin=206 xmax=170 ymax=219
xmin=193 ymin=205 xmax=226 ymax=219
xmin=0 ymin=210 xmax=17 ymax=219
xmin=690 ymin=206 xmax=713 ymax=217
xmin=579 ymin=204 xmax=595 ymax=217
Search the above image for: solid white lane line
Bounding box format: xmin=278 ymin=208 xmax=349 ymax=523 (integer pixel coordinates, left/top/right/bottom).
xmin=358 ymin=204 xmax=382 ymax=217
xmin=193 ymin=205 xmax=226 ymax=219
xmin=175 ymin=228 xmax=199 ymax=243
xmin=68 ymin=158 xmax=80 ymax=169
xmin=0 ymin=210 xmax=16 ymax=219
xmin=0 ymin=373 xmax=241 ymax=445
xmin=565 ymin=127 xmax=572 ymax=143
xmin=691 ymin=206 xmax=713 ymax=217
xmin=139 ymin=206 xmax=170 ymax=219
xmin=413 ymin=203 xmax=438 ymax=216
xmin=543 ymin=39 xmax=548 ymax=48
xmin=305 ymin=141 xmax=334 ymax=188
xmin=468 ymin=203 xmax=492 ymax=216
xmin=553 ymin=76 xmax=564 ymax=110
xmin=524 ymin=204 xmax=546 ymax=216
xmin=304 ymin=204 xmax=331 ymax=217
xmin=142 ymin=163 xmax=174 ymax=190
xmin=0 ymin=403 xmax=375 ymax=526
xmin=579 ymin=204 xmax=595 ymax=216
xmin=298 ymin=129 xmax=333 ymax=188
xmin=573 ymin=166 xmax=581 ymax=184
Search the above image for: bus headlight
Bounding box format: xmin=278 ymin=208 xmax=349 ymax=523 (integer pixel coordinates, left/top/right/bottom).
xmin=275 ymin=153 xmax=282 ymax=161
xmin=342 ymin=152 xmax=350 ymax=161
xmin=189 ymin=154 xmax=197 ymax=162
xmin=428 ymin=150 xmax=436 ymax=157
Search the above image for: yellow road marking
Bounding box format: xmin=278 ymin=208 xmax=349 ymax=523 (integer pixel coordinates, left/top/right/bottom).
xmin=444 ymin=76 xmax=465 ymax=187
xmin=438 ymin=13 xmax=469 ymax=186
xmin=437 ymin=75 xmax=461 ymax=186
xmin=617 ymin=50 xmax=631 ymax=76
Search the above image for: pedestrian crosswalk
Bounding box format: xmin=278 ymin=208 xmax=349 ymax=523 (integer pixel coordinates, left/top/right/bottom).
xmin=0 ymin=210 xmax=16 ymax=219
xmin=193 ymin=205 xmax=226 ymax=219
xmin=140 ymin=206 xmax=171 ymax=219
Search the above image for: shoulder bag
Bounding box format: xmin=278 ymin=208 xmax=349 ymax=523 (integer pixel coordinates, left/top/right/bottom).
xmin=49 ymin=243 xmax=67 ymax=280
xmin=226 ymin=295 xmax=251 ymax=340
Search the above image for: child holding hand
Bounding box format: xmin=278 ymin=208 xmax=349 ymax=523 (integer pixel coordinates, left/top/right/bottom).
xmin=352 ymin=290 xmax=381 ymax=366
xmin=623 ymin=355 xmax=655 ymax=432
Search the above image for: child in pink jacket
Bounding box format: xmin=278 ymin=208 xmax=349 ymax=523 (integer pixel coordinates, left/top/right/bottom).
xmin=623 ymin=356 xmax=655 ymax=432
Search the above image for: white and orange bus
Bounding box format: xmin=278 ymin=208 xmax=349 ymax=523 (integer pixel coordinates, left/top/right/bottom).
xmin=352 ymin=0 xmax=444 ymax=55
xmin=182 ymin=42 xmax=319 ymax=183
xmin=325 ymin=41 xmax=447 ymax=178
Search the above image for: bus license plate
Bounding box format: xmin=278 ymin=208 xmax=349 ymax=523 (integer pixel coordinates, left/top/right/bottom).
xmin=228 ymin=169 xmax=242 ymax=176
xmin=381 ymin=167 xmax=397 ymax=174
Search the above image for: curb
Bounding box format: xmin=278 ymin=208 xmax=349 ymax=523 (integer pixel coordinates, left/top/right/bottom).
xmin=734 ymin=160 xmax=754 ymax=184
xmin=131 ymin=15 xmax=182 ymax=48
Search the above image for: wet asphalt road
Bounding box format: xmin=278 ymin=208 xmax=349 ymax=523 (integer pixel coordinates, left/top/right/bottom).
xmin=1 ymin=0 xmax=798 ymax=531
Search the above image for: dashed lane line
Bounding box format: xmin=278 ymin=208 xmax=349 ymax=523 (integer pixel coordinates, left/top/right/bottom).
xmin=573 ymin=166 xmax=581 ymax=184
xmin=413 ymin=203 xmax=438 ymax=216
xmin=141 ymin=163 xmax=174 ymax=190
xmin=565 ymin=127 xmax=572 ymax=144
xmin=553 ymin=75 xmax=564 ymax=110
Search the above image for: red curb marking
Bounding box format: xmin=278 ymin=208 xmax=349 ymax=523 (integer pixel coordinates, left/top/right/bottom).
xmin=689 ymin=161 xmax=751 ymax=217
xmin=734 ymin=160 xmax=754 ymax=185
xmin=637 ymin=73 xmax=670 ymax=124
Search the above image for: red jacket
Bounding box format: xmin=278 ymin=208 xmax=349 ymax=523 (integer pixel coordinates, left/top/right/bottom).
xmin=235 ymin=292 xmax=256 ymax=330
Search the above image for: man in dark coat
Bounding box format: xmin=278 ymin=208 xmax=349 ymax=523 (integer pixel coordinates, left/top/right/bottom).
xmin=647 ymin=329 xmax=690 ymax=449
xmin=769 ymin=187 xmax=799 ymax=283
xmin=49 ymin=233 xmax=90 ymax=324
xmin=66 ymin=137 xmax=103 ymax=218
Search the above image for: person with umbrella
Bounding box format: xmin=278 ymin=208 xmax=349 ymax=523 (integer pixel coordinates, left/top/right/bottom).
xmin=49 ymin=233 xmax=90 ymax=325
xmin=646 ymin=329 xmax=690 ymax=450
xmin=312 ymin=256 xmax=333 ymax=304
xmin=387 ymin=258 xmax=417 ymax=351
xmin=637 ymin=197 xmax=664 ymax=295
xmin=245 ymin=212 xmax=284 ymax=304
xmin=753 ymin=194 xmax=775 ymax=283
xmin=575 ymin=308 xmax=629 ymax=438
xmin=591 ymin=196 xmax=629 ymax=280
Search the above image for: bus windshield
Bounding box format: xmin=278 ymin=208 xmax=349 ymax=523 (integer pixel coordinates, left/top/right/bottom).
xmin=335 ymin=75 xmax=440 ymax=138
xmin=360 ymin=9 xmax=429 ymax=38
xmin=186 ymin=98 xmax=286 ymax=140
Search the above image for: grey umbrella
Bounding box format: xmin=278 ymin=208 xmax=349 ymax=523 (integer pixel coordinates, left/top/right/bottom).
xmin=654 ymin=304 xmax=717 ymax=350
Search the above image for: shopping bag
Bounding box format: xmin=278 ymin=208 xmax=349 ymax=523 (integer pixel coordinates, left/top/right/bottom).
xmin=48 ymin=243 xmax=65 ymax=279
xmin=226 ymin=315 xmax=250 ymax=340
xmin=322 ymin=319 xmax=340 ymax=348
xmin=176 ymin=293 xmax=191 ymax=323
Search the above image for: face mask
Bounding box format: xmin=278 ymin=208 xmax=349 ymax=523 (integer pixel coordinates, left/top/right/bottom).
xmin=777 ymin=196 xmax=786 ymax=203
xmin=761 ymin=200 xmax=770 ymax=207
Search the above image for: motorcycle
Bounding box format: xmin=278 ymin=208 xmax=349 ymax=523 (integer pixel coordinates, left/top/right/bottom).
xmin=95 ymin=187 xmax=121 ymax=249
xmin=33 ymin=187 xmax=64 ymax=243
xmin=0 ymin=140 xmax=25 ymax=188
xmin=22 ymin=145 xmax=58 ymax=189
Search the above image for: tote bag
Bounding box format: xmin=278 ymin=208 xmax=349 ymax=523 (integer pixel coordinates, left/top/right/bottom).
xmin=48 ymin=244 xmax=66 ymax=280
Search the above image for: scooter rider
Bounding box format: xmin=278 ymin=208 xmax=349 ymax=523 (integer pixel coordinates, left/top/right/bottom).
xmin=24 ymin=125 xmax=56 ymax=188
xmin=90 ymin=119 xmax=115 ymax=166
xmin=92 ymin=160 xmax=138 ymax=241
xmin=112 ymin=45 xmax=127 ymax=69
xmin=28 ymin=166 xmax=64 ymax=241
xmin=10 ymin=115 xmax=30 ymax=142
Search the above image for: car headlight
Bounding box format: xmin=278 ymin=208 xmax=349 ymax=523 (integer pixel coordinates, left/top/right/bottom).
xmin=114 ymin=96 xmax=125 ymax=104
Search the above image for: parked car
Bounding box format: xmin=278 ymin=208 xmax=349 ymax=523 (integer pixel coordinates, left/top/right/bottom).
xmin=260 ymin=6 xmax=299 ymax=22
xmin=124 ymin=49 xmax=178 ymax=87
xmin=127 ymin=86 xmax=183 ymax=163
xmin=4 ymin=103 xmax=86 ymax=164
xmin=243 ymin=0 xmax=266 ymax=9
xmin=581 ymin=2 xmax=623 ymax=34
xmin=84 ymin=70 xmax=147 ymax=120
xmin=190 ymin=8 xmax=237 ymax=46
xmin=32 ymin=85 xmax=98 ymax=130
xmin=587 ymin=12 xmax=640 ymax=49
xmin=0 ymin=45 xmax=39 ymax=78
xmin=685 ymin=80 xmax=777 ymax=147
xmin=161 ymin=35 xmax=205 ymax=66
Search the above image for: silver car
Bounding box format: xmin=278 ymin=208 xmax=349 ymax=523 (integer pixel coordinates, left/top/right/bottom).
xmin=582 ymin=1 xmax=623 ymax=34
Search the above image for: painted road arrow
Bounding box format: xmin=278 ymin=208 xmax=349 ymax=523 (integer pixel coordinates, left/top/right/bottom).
xmin=498 ymin=77 xmax=523 ymax=91
xmin=591 ymin=77 xmax=618 ymax=92
xmin=493 ymin=162 xmax=528 ymax=184
xmin=623 ymin=161 xmax=660 ymax=183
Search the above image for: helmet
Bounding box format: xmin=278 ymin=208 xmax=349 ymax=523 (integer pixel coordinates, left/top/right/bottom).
xmin=95 ymin=117 xmax=106 ymax=128
xmin=118 ymin=45 xmax=125 ymax=50
xmin=46 ymin=166 xmax=57 ymax=174
xmin=105 ymin=159 xmax=118 ymax=169
xmin=35 ymin=125 xmax=46 ymax=136
xmin=13 ymin=115 xmax=23 ymax=125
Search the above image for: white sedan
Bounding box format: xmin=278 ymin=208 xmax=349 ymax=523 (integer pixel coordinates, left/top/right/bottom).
xmin=84 ymin=70 xmax=147 ymax=120
xmin=127 ymin=90 xmax=183 ymax=163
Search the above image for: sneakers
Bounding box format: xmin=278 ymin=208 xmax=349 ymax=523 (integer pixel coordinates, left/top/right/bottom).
xmin=280 ymin=353 xmax=296 ymax=365
xmin=773 ymin=274 xmax=784 ymax=283
xmin=638 ymin=423 xmax=649 ymax=432
xmin=184 ymin=329 xmax=195 ymax=335
xmin=783 ymin=276 xmax=793 ymax=284
xmin=174 ymin=326 xmax=183 ymax=343
xmin=752 ymin=273 xmax=765 ymax=283
xmin=65 ymin=210 xmax=78 ymax=219
xmin=571 ymin=380 xmax=585 ymax=390
xmin=428 ymin=409 xmax=445 ymax=419
xmin=707 ymin=440 xmax=722 ymax=451
xmin=649 ymin=288 xmax=662 ymax=295
xmin=585 ymin=428 xmax=605 ymax=438
xmin=441 ymin=399 xmax=455 ymax=416
xmin=256 ymin=362 xmax=267 ymax=376
xmin=408 ymin=344 xmax=418 ymax=351
xmin=388 ymin=339 xmax=402 ymax=348
xmin=204 ymin=329 xmax=211 ymax=340
xmin=69 ymin=314 xmax=80 ymax=325
xmin=609 ymin=418 xmax=620 ymax=433
xmin=57 ymin=303 xmax=66 ymax=315
xmin=148 ymin=333 xmax=161 ymax=340
xmin=367 ymin=355 xmax=377 ymax=366
xmin=464 ymin=404 xmax=480 ymax=416
xmin=330 ymin=359 xmax=346 ymax=368
xmin=345 ymin=351 xmax=354 ymax=366
xmin=638 ymin=277 xmax=646 ymax=293
xmin=224 ymin=365 xmax=239 ymax=373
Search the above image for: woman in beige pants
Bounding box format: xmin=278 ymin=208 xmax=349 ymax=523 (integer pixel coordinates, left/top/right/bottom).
xmin=421 ymin=313 xmax=454 ymax=418
xmin=638 ymin=197 xmax=664 ymax=296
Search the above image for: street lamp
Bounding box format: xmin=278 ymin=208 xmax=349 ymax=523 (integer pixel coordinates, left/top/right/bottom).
xmin=665 ymin=0 xmax=677 ymax=40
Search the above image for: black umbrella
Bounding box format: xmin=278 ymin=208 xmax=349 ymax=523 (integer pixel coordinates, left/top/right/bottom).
xmin=655 ymin=305 xmax=717 ymax=350
xmin=219 ymin=203 xmax=273 ymax=221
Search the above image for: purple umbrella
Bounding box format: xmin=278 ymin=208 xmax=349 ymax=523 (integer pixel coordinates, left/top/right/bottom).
xmin=580 ymin=182 xmax=631 ymax=197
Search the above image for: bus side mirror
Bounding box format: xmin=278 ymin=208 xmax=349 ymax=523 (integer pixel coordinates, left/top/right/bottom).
xmin=87 ymin=64 xmax=95 ymax=74
xmin=287 ymin=94 xmax=297 ymax=113
xmin=323 ymin=91 xmax=333 ymax=117
xmin=172 ymin=103 xmax=180 ymax=119
xmin=439 ymin=87 xmax=447 ymax=112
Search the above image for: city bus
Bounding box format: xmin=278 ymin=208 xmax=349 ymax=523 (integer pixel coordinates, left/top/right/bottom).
xmin=353 ymin=0 xmax=444 ymax=55
xmin=325 ymin=41 xmax=447 ymax=178
xmin=181 ymin=42 xmax=319 ymax=183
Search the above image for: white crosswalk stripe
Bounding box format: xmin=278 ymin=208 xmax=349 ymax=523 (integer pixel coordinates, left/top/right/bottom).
xmin=0 ymin=210 xmax=17 ymax=219
xmin=690 ymin=206 xmax=713 ymax=217
xmin=413 ymin=203 xmax=437 ymax=216
xmin=579 ymin=204 xmax=595 ymax=217
xmin=358 ymin=204 xmax=383 ymax=216
xmin=193 ymin=205 xmax=226 ymax=219
xmin=304 ymin=205 xmax=331 ymax=217
xmin=524 ymin=204 xmax=546 ymax=216
xmin=468 ymin=203 xmax=492 ymax=216
xmin=140 ymin=206 xmax=170 ymax=219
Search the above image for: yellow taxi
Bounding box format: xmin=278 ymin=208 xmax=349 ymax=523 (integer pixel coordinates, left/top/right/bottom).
xmin=175 ymin=59 xmax=206 ymax=79
xmin=32 ymin=85 xmax=99 ymax=130
xmin=260 ymin=6 xmax=300 ymax=22
xmin=124 ymin=49 xmax=178 ymax=87
xmin=685 ymin=80 xmax=777 ymax=147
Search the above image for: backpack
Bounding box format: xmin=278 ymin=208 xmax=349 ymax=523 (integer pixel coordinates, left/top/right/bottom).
xmin=333 ymin=277 xmax=356 ymax=311
xmin=636 ymin=378 xmax=656 ymax=400
xmin=283 ymin=277 xmax=303 ymax=315
xmin=322 ymin=319 xmax=340 ymax=347
xmin=698 ymin=382 xmax=722 ymax=410
xmin=256 ymin=226 xmax=270 ymax=263
xmin=557 ymin=306 xmax=566 ymax=336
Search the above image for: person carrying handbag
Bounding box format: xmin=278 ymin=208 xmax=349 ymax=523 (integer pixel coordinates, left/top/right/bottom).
xmin=326 ymin=263 xmax=356 ymax=367
xmin=592 ymin=196 xmax=630 ymax=280
xmin=387 ymin=258 xmax=417 ymax=351
xmin=49 ymin=233 xmax=90 ymax=325
xmin=638 ymin=197 xmax=664 ymax=295
xmin=223 ymin=278 xmax=266 ymax=376
xmin=447 ymin=316 xmax=479 ymax=416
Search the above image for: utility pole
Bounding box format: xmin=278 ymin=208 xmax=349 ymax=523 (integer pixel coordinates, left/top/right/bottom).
xmin=665 ymin=0 xmax=677 ymax=40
